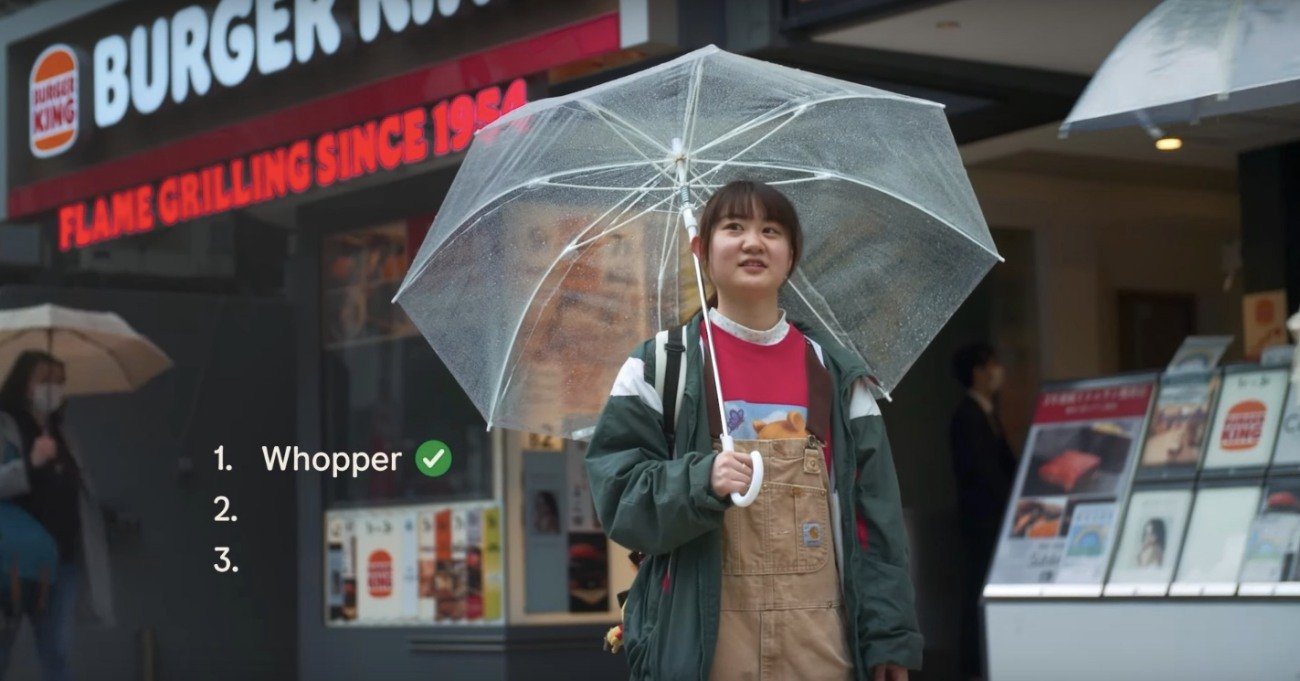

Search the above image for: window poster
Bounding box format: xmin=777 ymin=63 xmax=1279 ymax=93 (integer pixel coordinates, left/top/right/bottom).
xmin=400 ymin=512 xmax=420 ymax=619
xmin=523 ymin=452 xmax=568 ymax=613
xmin=1167 ymin=336 xmax=1232 ymax=375
xmin=1136 ymin=372 xmax=1220 ymax=481
xmin=1271 ymin=385 xmax=1300 ymax=472
xmin=1203 ymin=368 xmax=1289 ymax=473
xmin=465 ymin=508 xmax=484 ymax=621
xmin=324 ymin=512 xmax=358 ymax=623
xmin=1170 ymin=485 xmax=1262 ymax=596
xmin=568 ymin=532 xmax=610 ymax=613
xmin=326 ymin=504 xmax=503 ymax=626
xmin=1104 ymin=488 xmax=1194 ymax=596
xmin=357 ymin=514 xmax=404 ymax=621
xmin=482 ymin=507 xmax=503 ymax=621
xmin=1238 ymin=478 xmax=1300 ymax=595
xmin=418 ymin=511 xmax=436 ymax=619
xmin=986 ymin=376 xmax=1155 ymax=596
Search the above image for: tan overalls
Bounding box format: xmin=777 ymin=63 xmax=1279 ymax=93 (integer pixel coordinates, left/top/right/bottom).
xmin=705 ymin=343 xmax=854 ymax=681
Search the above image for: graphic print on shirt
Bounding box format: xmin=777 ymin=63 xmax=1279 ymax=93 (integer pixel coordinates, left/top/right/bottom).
xmin=725 ymin=402 xmax=810 ymax=440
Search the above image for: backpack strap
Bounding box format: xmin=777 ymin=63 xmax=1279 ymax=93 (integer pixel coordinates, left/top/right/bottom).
xmin=653 ymin=324 xmax=688 ymax=453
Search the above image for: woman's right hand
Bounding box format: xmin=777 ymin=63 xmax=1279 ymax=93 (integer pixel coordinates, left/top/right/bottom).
xmin=30 ymin=434 xmax=57 ymax=468
xmin=710 ymin=449 xmax=753 ymax=499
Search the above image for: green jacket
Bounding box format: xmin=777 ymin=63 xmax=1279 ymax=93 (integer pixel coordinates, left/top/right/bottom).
xmin=585 ymin=312 xmax=923 ymax=680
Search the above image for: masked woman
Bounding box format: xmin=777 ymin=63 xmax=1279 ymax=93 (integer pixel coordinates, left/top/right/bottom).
xmin=0 ymin=350 xmax=114 ymax=681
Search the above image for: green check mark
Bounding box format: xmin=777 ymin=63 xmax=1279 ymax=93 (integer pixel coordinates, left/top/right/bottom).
xmin=415 ymin=440 xmax=452 ymax=477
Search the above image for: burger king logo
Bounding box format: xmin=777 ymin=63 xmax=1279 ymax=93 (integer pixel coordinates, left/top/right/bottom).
xmin=29 ymin=44 xmax=79 ymax=158
xmin=367 ymin=549 xmax=393 ymax=598
xmin=1221 ymin=400 xmax=1267 ymax=451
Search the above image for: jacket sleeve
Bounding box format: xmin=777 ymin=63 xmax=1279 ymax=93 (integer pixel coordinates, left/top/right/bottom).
xmin=847 ymin=379 xmax=924 ymax=670
xmin=585 ymin=341 xmax=728 ymax=556
xmin=0 ymin=413 xmax=30 ymax=499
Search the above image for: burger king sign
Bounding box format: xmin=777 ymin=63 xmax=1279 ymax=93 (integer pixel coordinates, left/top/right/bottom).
xmin=29 ymin=44 xmax=79 ymax=158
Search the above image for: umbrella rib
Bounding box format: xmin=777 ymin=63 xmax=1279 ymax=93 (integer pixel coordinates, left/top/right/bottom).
xmin=655 ymin=187 xmax=680 ymax=330
xmin=0 ymin=329 xmax=44 ymax=354
xmin=567 ymin=192 xmax=677 ymax=253
xmin=578 ymin=101 xmax=673 ymax=166
xmin=397 ymin=160 xmax=676 ymax=302
xmin=691 ymin=109 xmax=805 ymax=186
xmin=699 ymin=159 xmax=1003 ymax=262
xmin=487 ymin=177 xmax=665 ymax=426
xmin=694 ymin=93 xmax=896 ymax=156
xmin=539 ymin=181 xmax=681 ymax=192
xmin=60 ymin=328 xmax=138 ymax=390
xmin=560 ymin=173 xmax=671 ymax=256
xmin=680 ymin=57 xmax=706 ymax=163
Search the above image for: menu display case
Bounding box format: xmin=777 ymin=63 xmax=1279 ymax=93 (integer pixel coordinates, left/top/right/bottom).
xmin=984 ymin=354 xmax=1299 ymax=681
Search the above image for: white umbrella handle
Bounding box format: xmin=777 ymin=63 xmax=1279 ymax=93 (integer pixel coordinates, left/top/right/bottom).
xmin=722 ymin=435 xmax=764 ymax=508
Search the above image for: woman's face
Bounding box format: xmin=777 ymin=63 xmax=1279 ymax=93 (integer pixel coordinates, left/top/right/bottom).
xmin=27 ymin=361 xmax=54 ymax=397
xmin=27 ymin=361 xmax=66 ymax=414
xmin=696 ymin=209 xmax=794 ymax=303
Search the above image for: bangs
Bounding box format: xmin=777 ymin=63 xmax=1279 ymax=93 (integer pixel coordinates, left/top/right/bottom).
xmin=708 ymin=181 xmax=798 ymax=232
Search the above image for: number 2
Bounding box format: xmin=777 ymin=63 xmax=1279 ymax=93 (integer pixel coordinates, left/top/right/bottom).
xmin=214 ymin=496 xmax=232 ymax=522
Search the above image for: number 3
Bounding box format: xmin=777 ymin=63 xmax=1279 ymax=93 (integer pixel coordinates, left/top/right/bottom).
xmin=214 ymin=547 xmax=233 ymax=572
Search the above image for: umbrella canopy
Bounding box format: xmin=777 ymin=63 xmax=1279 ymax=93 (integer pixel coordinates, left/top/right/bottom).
xmin=395 ymin=45 xmax=999 ymax=440
xmin=0 ymin=304 xmax=172 ymax=395
xmin=1062 ymin=0 xmax=1300 ymax=135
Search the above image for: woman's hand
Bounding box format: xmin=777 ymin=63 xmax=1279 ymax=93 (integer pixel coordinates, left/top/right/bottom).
xmin=30 ymin=433 xmax=57 ymax=468
xmin=872 ymin=663 xmax=908 ymax=681
xmin=710 ymin=449 xmax=753 ymax=498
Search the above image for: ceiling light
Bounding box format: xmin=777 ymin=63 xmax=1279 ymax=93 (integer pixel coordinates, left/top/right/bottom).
xmin=1155 ymin=136 xmax=1183 ymax=151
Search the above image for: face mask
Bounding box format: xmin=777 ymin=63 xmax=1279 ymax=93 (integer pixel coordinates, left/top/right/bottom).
xmin=30 ymin=383 xmax=64 ymax=415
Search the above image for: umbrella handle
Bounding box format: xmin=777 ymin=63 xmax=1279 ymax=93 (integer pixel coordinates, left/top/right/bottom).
xmin=722 ymin=436 xmax=764 ymax=508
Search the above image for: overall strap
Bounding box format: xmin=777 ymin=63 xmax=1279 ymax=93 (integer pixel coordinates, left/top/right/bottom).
xmin=804 ymin=339 xmax=833 ymax=446
xmin=703 ymin=344 xmax=725 ymax=439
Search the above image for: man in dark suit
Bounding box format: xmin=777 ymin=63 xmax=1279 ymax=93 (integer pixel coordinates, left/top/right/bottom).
xmin=949 ymin=342 xmax=1017 ymax=681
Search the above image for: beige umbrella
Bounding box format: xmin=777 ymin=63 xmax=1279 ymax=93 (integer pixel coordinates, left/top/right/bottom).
xmin=0 ymin=304 xmax=172 ymax=395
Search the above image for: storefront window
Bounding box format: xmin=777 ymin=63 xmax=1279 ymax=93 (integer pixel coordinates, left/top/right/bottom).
xmin=321 ymin=220 xmax=493 ymax=507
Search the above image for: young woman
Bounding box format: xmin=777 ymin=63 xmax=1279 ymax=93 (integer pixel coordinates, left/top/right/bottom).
xmin=0 ymin=351 xmax=114 ymax=681
xmin=586 ymin=180 xmax=921 ymax=681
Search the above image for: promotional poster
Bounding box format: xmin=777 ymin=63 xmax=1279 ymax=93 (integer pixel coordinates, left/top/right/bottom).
xmin=986 ymin=378 xmax=1155 ymax=592
xmin=1136 ymin=373 xmax=1220 ymax=480
xmin=1203 ymin=369 xmax=1290 ymax=473
xmin=1238 ymin=479 xmax=1300 ymax=592
xmin=1105 ymin=489 xmax=1194 ymax=594
xmin=1171 ymin=486 xmax=1263 ymax=595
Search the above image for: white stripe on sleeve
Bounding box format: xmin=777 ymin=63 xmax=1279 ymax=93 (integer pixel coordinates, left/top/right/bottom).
xmin=609 ymin=357 xmax=663 ymax=414
xmin=848 ymin=377 xmax=882 ymax=418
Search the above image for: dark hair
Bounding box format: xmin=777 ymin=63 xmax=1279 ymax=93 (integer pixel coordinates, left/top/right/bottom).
xmin=535 ymin=491 xmax=558 ymax=517
xmin=694 ymin=180 xmax=804 ymax=312
xmin=951 ymin=342 xmax=996 ymax=389
xmin=1144 ymin=518 xmax=1167 ymax=548
xmin=0 ymin=350 xmax=64 ymax=424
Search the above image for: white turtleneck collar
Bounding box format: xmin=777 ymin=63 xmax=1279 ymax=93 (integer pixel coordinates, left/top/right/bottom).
xmin=708 ymin=307 xmax=790 ymax=346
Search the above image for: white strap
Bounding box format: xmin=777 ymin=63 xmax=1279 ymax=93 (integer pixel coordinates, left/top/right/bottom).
xmin=653 ymin=329 xmax=669 ymax=401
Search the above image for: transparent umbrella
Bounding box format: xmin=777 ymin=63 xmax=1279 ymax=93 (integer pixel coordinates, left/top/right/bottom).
xmin=395 ymin=45 xmax=999 ymax=469
xmin=1062 ymin=0 xmax=1300 ymax=136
